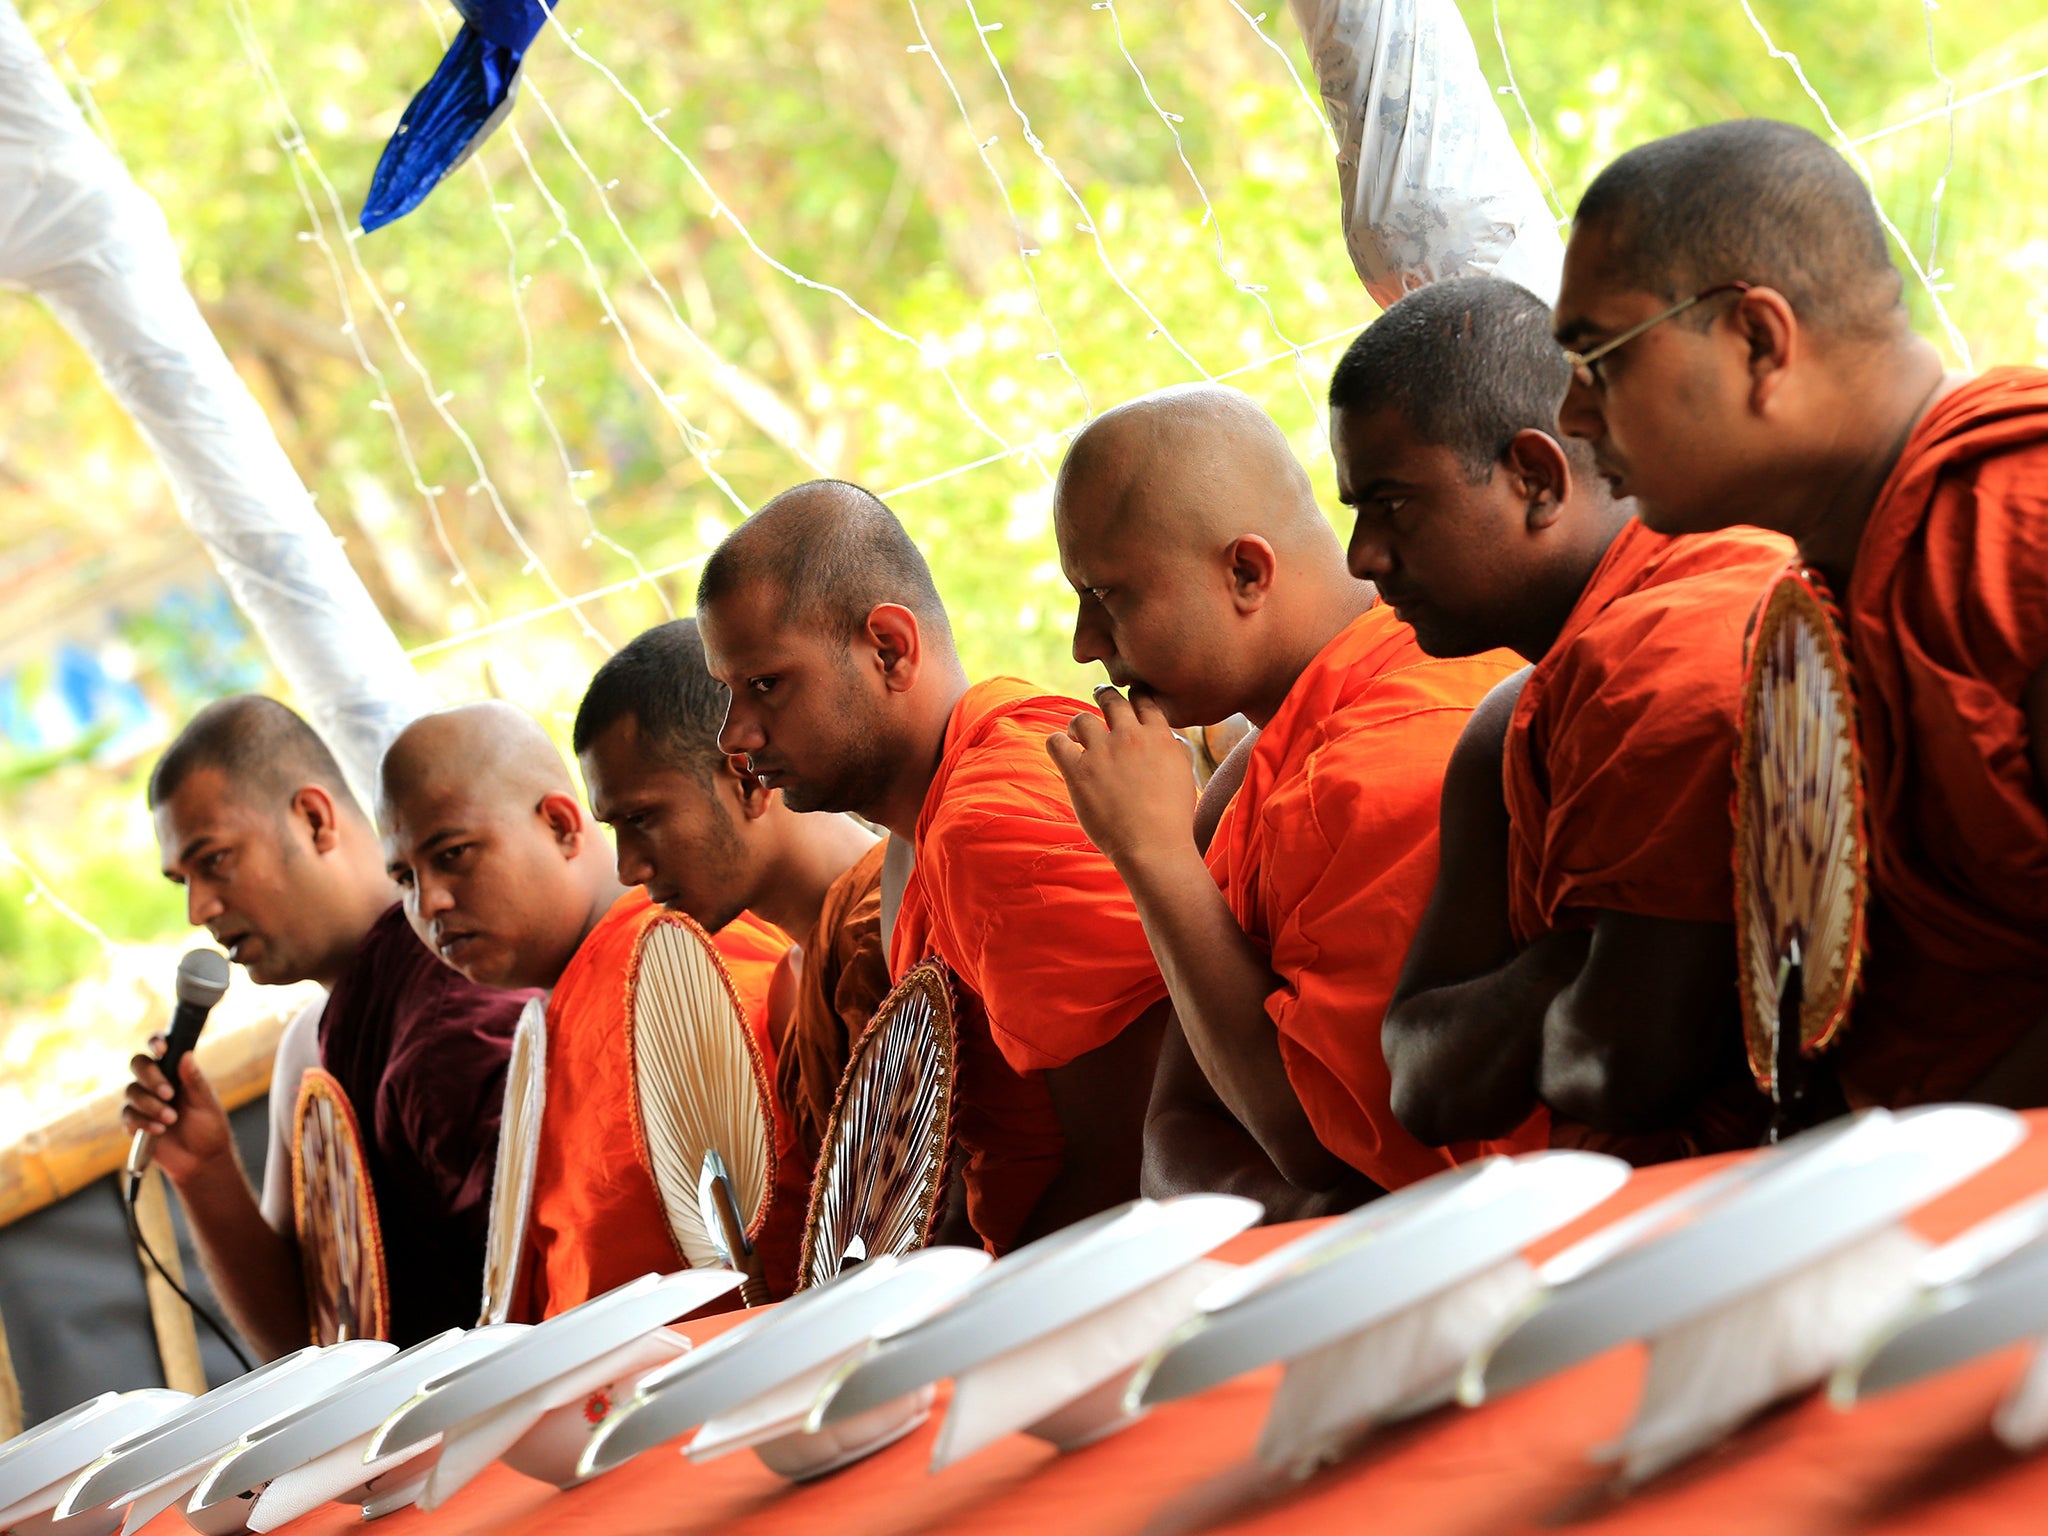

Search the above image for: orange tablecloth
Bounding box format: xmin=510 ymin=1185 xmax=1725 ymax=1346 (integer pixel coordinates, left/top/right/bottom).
xmin=147 ymin=1115 xmax=2048 ymax=1536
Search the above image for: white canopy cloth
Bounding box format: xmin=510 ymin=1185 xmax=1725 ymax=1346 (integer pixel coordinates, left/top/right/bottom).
xmin=0 ymin=0 xmax=431 ymax=802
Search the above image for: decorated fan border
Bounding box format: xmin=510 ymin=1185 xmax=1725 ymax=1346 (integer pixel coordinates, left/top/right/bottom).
xmin=480 ymin=995 xmax=548 ymax=1325
xmin=797 ymin=959 xmax=959 ymax=1291
xmin=291 ymin=1066 xmax=391 ymax=1346
xmin=623 ymin=908 xmax=780 ymax=1265
xmin=1733 ymin=564 xmax=1871 ymax=1094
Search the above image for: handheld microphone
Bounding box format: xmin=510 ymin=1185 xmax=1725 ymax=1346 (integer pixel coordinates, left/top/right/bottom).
xmin=125 ymin=948 xmax=234 ymax=1180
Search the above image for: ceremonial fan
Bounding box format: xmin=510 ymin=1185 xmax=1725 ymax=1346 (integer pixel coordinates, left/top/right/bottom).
xmin=292 ymin=1068 xmax=390 ymax=1345
xmin=632 ymin=913 xmax=778 ymax=1302
xmin=1734 ymin=566 xmax=1869 ymax=1138
xmin=798 ymin=961 xmax=958 ymax=1290
xmin=480 ymin=996 xmax=548 ymax=1325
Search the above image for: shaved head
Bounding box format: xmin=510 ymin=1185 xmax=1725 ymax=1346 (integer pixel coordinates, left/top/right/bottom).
xmin=1574 ymin=120 xmax=1902 ymax=337
xmin=380 ymin=702 xmax=617 ymax=989
xmin=1056 ymin=384 xmax=1329 ymax=551
xmin=150 ymin=695 xmax=360 ymax=820
xmin=697 ymin=480 xmax=952 ymax=651
xmin=1055 ymin=384 xmax=1365 ymax=728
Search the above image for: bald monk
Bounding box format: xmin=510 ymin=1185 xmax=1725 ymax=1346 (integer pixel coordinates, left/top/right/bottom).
xmin=1342 ymin=277 xmax=1780 ymax=1153
xmin=379 ymin=702 xmax=795 ymax=1315
xmin=1554 ymin=119 xmax=2048 ymax=1109
xmin=1046 ymin=383 xmax=1533 ymax=1211
xmin=697 ymin=481 xmax=1172 ymax=1254
xmin=573 ymin=617 xmax=891 ymax=1240
xmin=124 ymin=697 xmax=524 ymax=1356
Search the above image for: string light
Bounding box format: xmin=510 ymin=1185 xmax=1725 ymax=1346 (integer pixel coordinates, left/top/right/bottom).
xmin=1490 ymin=0 xmax=1570 ymax=228
xmin=0 ymin=838 xmax=120 ymax=957
xmin=404 ymin=0 xmax=679 ymax=612
xmin=904 ymin=0 xmax=1093 ymax=421
xmin=1736 ymin=0 xmax=1974 ymax=368
xmin=958 ymin=0 xmax=1212 ymax=383
xmin=540 ymin=8 xmax=1029 ymax=468
xmin=1221 ymin=0 xmax=1339 ymax=157
xmin=1917 ymin=0 xmax=1957 ymax=283
xmin=1093 ymin=0 xmax=1322 ymax=422
xmin=229 ymin=0 xmax=615 ymax=654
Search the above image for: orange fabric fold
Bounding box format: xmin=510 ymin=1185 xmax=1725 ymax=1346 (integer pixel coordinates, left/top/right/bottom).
xmin=890 ymin=678 xmax=1171 ymax=1253
xmin=1205 ymin=604 xmax=1536 ymax=1188
xmin=1836 ymin=367 xmax=2048 ymax=1106
xmin=1506 ymin=520 xmax=1788 ymax=1159
xmin=514 ymin=892 xmax=796 ymax=1319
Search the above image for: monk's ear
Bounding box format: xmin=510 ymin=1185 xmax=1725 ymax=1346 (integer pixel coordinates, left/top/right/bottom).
xmin=724 ymin=754 xmax=776 ymax=823
xmin=1225 ymin=536 xmax=1278 ymax=612
xmin=290 ymin=784 xmax=347 ymax=856
xmin=536 ymin=791 xmax=587 ymax=853
xmin=1733 ymin=286 xmax=1797 ymax=413
xmin=1502 ymin=430 xmax=1573 ymax=532
xmin=866 ymin=604 xmax=924 ymax=695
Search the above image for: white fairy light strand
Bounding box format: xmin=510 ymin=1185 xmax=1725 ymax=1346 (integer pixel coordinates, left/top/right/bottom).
xmin=1221 ymin=0 xmax=1339 ymax=156
xmin=517 ymin=77 xmax=831 ymax=484
xmin=1917 ymin=0 xmax=1957 ymax=284
xmin=0 ymin=837 xmax=119 ymax=955
xmin=1736 ymin=0 xmax=1973 ymax=368
xmin=404 ymin=0 xmax=679 ymax=608
xmin=1093 ymin=0 xmax=1322 ymax=421
xmin=228 ymin=0 xmax=614 ymax=654
xmin=540 ymin=11 xmax=1029 ymax=469
xmin=1490 ymin=0 xmax=1570 ymax=227
xmin=955 ymin=0 xmax=1213 ymax=379
xmin=1846 ymin=65 xmax=2048 ymax=150
xmin=500 ymin=123 xmax=760 ymax=528
xmin=401 ymin=322 xmax=1362 ymax=659
xmin=903 ymin=0 xmax=1093 ymax=419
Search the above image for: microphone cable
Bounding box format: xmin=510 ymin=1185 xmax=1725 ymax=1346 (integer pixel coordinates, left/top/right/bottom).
xmin=123 ymin=1167 xmax=255 ymax=1374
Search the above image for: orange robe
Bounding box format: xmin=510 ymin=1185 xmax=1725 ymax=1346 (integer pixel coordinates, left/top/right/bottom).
xmin=1205 ymin=604 xmax=1535 ymax=1188
xmin=760 ymin=841 xmax=891 ymax=1278
xmin=1505 ymin=519 xmax=1790 ymax=1158
xmin=1835 ymin=367 xmax=2048 ymax=1106
xmin=890 ymin=679 xmax=1171 ymax=1254
xmin=780 ymin=840 xmax=891 ymax=1167
xmin=513 ymin=892 xmax=794 ymax=1320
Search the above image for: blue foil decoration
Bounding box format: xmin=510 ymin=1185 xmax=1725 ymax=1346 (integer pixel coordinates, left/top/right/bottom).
xmin=360 ymin=0 xmax=554 ymax=232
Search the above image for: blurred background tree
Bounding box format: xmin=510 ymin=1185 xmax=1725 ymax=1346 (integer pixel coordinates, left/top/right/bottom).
xmin=1 ymin=0 xmax=2042 ymax=1104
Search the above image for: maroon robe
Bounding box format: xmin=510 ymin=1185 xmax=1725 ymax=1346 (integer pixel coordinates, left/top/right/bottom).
xmin=317 ymin=904 xmax=531 ymax=1343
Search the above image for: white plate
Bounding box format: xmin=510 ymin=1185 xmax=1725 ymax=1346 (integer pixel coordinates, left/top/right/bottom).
xmin=1836 ymin=1190 xmax=2048 ymax=1403
xmin=0 ymin=1392 xmax=190 ymax=1526
xmin=367 ymin=1270 xmax=741 ymax=1462
xmin=582 ymin=1246 xmax=992 ymax=1476
xmin=1134 ymin=1152 xmax=1629 ymax=1409
xmin=57 ymin=1343 xmax=393 ymax=1529
xmin=815 ymin=1195 xmax=1260 ymax=1427
xmin=189 ymin=1326 xmax=525 ymax=1517
xmin=1467 ymin=1106 xmax=2024 ymax=1401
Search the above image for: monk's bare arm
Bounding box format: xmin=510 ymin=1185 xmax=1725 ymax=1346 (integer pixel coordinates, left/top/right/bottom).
xmin=121 ymin=1051 xmax=308 ymax=1360
xmin=1384 ymin=673 xmax=1582 ymax=1143
xmin=1536 ymin=915 xmax=1742 ymax=1132
xmin=1014 ymin=998 xmax=1170 ymax=1244
xmin=1053 ymin=697 xmax=1347 ymax=1190
xmin=1144 ymin=1016 xmax=1375 ymax=1221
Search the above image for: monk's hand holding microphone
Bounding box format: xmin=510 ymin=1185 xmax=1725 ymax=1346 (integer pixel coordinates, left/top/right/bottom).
xmin=1047 ymin=684 xmax=1199 ymax=868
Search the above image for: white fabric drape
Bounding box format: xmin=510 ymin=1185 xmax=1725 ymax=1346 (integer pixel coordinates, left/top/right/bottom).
xmin=0 ymin=0 xmax=431 ymax=805
xmin=1287 ymin=0 xmax=1564 ymax=307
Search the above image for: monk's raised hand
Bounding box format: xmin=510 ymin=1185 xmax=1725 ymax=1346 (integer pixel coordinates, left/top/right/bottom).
xmin=1046 ymin=684 xmax=1197 ymax=868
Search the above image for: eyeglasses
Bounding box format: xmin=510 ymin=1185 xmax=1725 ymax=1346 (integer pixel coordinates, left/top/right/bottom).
xmin=1564 ymin=280 xmax=1753 ymax=389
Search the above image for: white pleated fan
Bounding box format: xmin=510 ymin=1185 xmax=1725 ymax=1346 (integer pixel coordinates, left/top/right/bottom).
xmin=1734 ymin=567 xmax=1868 ymax=1102
xmin=479 ymin=994 xmax=547 ymax=1324
xmin=632 ymin=914 xmax=776 ymax=1271
xmin=293 ymin=1066 xmax=388 ymax=1344
xmin=799 ymin=961 xmax=958 ymax=1290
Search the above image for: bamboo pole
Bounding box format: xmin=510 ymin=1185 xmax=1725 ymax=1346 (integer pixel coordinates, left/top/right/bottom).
xmin=130 ymin=1166 xmax=209 ymax=1396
